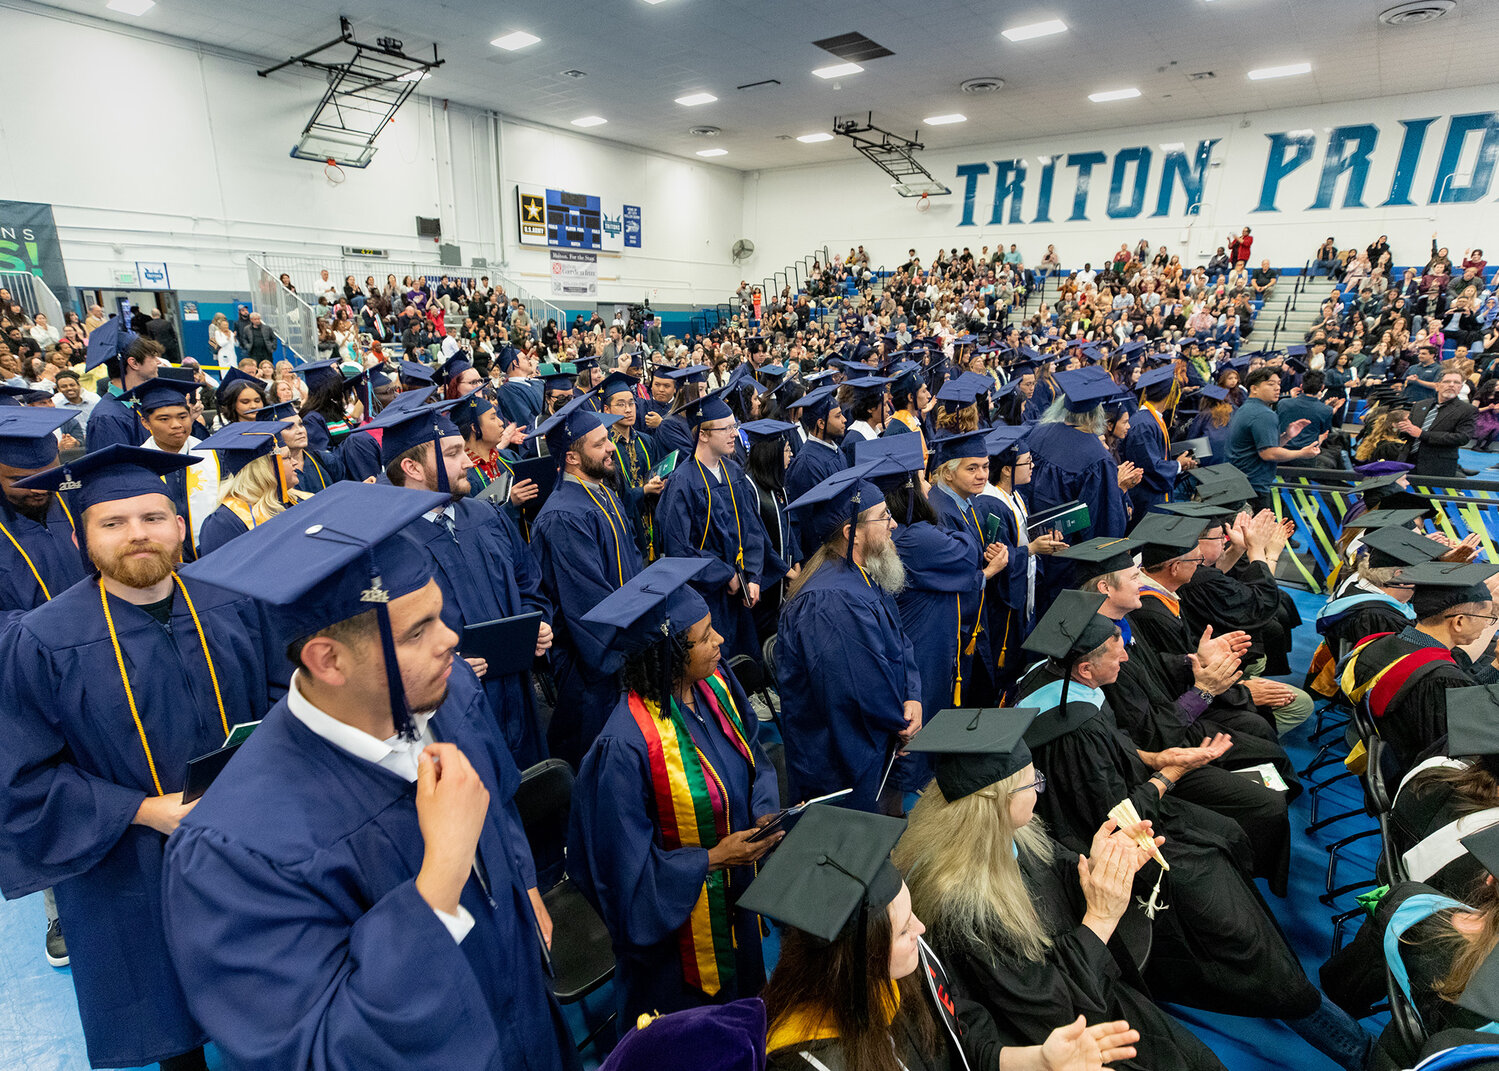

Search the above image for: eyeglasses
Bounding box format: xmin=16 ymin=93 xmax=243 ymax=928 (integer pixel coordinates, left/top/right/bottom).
xmin=703 ymin=422 xmax=739 ymax=435
xmin=1173 ymin=555 xmax=1206 ymax=566
xmin=857 ymin=512 xmax=898 ymax=528
xmin=1011 ymin=771 xmax=1047 ymax=795
xmin=1447 ymin=611 xmax=1499 ymax=623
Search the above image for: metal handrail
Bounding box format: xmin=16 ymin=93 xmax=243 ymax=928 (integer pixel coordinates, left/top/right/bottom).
xmin=246 ymin=256 xmax=318 ymax=363
xmin=0 ymin=272 xmax=66 ymax=334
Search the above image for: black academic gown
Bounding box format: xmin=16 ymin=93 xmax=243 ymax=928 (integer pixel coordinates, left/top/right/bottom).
xmin=1015 ymin=662 xmax=1319 ymax=1020
xmin=1179 ymin=558 xmax=1301 ymax=677
xmin=404 ymin=498 xmax=554 ymax=769
xmin=937 ymin=840 xmax=1225 ymax=1071
xmin=1351 ymin=628 xmax=1475 ymax=777
xmin=162 ymin=661 xmax=579 ymax=1071
xmin=0 ymin=579 xmax=275 ymax=1068
xmin=530 ymin=476 xmax=644 ymax=768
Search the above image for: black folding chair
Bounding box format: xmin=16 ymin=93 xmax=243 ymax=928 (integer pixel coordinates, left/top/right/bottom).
xmin=1323 ymin=702 xmax=1401 ymax=905
xmin=513 ymin=759 xmax=617 ymax=1053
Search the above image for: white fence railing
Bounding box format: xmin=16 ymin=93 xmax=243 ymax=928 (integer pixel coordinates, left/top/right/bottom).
xmin=0 ymin=272 xmax=66 ymax=335
xmin=251 ymin=251 xmax=569 ymax=330
xmin=246 ymin=256 xmax=317 ymax=364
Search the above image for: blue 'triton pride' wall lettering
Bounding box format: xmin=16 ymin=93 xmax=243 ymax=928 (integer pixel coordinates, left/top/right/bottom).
xmin=953 ymin=111 xmax=1499 ymax=226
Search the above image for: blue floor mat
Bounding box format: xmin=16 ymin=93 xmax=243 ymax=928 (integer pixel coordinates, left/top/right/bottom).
xmin=0 ymin=586 xmax=1383 ymax=1070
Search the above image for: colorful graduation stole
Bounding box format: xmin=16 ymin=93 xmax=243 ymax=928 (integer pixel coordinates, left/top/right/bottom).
xmin=1340 ymin=632 xmax=1456 ymax=717
xmin=628 ymin=669 xmax=754 ymax=997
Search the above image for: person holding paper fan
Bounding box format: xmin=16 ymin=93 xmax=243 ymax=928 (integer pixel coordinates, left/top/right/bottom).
xmin=894 ymin=708 xmax=1224 ymax=1071
xmin=0 ymin=446 xmax=277 ymax=1071
xmin=568 ymin=558 xmax=781 ymax=1031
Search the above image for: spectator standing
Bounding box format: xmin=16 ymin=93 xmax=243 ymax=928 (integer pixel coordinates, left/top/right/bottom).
xmin=1228 ymin=227 xmax=1253 ymax=268
xmin=1225 ymin=367 xmax=1321 ymax=511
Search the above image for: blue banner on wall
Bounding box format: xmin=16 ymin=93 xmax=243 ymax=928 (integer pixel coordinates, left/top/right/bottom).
xmin=623 ymin=204 xmax=641 ymax=248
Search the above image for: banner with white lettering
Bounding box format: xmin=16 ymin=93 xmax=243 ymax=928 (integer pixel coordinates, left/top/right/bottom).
xmin=0 ymin=200 xmax=70 ymax=303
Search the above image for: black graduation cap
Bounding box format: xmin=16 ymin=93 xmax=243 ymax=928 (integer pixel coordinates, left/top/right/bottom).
xmin=1462 ymin=823 xmax=1499 ymax=886
xmin=1445 ymin=684 xmax=1499 ymax=758
xmin=737 ymin=804 xmax=906 ymax=945
xmin=1023 ymin=590 xmax=1116 ymax=662
xmin=1342 ymin=506 xmax=1433 ymax=531
xmin=1153 ymin=500 xmax=1239 ymax=523
xmin=1058 ymin=536 xmax=1143 ymax=577
xmin=1187 ymin=463 xmax=1256 ymax=506
xmin=1131 ymin=513 xmax=1210 ymax=569
xmin=902 ymin=707 xmax=1040 ymax=801
xmin=1455 ymin=943 xmax=1499 ymax=1026
xmin=1361 ymin=525 xmax=1449 ymax=569
xmin=1402 ymin=561 xmax=1499 ymax=620
xmin=1365 ymin=490 xmax=1435 ymax=517
xmin=1352 ymin=472 xmax=1409 ymax=500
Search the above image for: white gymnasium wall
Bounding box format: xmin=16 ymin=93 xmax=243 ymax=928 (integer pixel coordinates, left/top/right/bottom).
xmin=740 ymin=86 xmax=1499 ymax=280
xmin=0 ymin=4 xmax=743 ymax=305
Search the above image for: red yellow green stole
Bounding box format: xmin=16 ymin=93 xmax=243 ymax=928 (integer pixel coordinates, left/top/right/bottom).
xmin=628 ymin=669 xmax=754 ymax=996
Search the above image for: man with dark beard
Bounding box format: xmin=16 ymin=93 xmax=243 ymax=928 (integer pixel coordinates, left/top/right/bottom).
xmin=778 ymin=462 xmax=922 ymax=814
xmin=0 ymin=445 xmax=276 ymax=1071
xmin=376 ymin=400 xmax=555 ymax=770
xmin=529 ymin=394 xmax=643 ymax=767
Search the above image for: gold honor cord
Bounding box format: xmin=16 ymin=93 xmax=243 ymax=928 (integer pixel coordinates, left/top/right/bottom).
xmin=580 ymin=481 xmax=628 ymax=587
xmin=100 ymin=575 xmax=229 ymax=796
xmin=0 ymin=497 xmax=77 ymax=602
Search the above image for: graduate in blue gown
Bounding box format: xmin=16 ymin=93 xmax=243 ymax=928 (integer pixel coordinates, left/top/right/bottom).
xmin=0 ymin=446 xmax=275 ymax=1070
xmin=0 ymin=408 xmax=86 ymax=616
xmin=81 ymin=319 xmax=151 ymax=451
xmin=778 ymin=463 xmax=922 ymax=813
xmin=372 ymin=397 xmax=555 ymax=768
xmin=291 ymin=360 xmax=354 ymax=452
xmin=858 ymin=436 xmax=987 ymax=794
xmin=650 ymin=365 xmax=711 ymax=463
xmin=497 ymin=347 xmax=546 ymax=431
xmin=164 ymin=482 xmax=577 ymax=1071
xmin=123 ymin=376 xmax=210 ymax=561
xmin=1026 ymin=369 xmax=1131 ymax=611
xmin=656 ymin=393 xmax=785 ymax=665
xmin=781 ymin=384 xmax=846 ymax=556
xmin=1122 ymin=367 xmax=1190 ymax=521
xmin=636 ymin=362 xmax=679 ymax=437
xmin=193 ymin=420 xmax=297 ymax=554
xmin=530 ymin=395 xmax=644 ymax=768
xmin=601 ymin=371 xmax=665 ymax=560
xmin=569 ymin=558 xmax=781 ymax=1030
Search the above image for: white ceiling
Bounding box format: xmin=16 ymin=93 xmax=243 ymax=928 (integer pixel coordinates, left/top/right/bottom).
xmin=33 ymin=0 xmax=1499 ymax=170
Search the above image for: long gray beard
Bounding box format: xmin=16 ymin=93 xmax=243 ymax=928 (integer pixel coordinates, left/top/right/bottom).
xmin=864 ymin=538 xmax=907 ymax=594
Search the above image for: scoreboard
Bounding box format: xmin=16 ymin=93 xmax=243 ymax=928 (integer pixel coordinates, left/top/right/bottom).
xmin=515 ymin=184 xmax=639 ymax=252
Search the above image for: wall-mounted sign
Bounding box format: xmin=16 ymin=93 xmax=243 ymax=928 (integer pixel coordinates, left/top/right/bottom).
xmin=0 ymin=200 xmax=71 ymax=303
xmin=341 ymin=245 xmax=389 ymax=258
xmin=135 ymin=261 xmax=170 ymax=288
xmin=518 ymin=184 xmax=636 ymax=252
xmin=550 ymin=250 xmax=597 ymax=297
xmin=113 ymin=268 xmax=138 ymax=287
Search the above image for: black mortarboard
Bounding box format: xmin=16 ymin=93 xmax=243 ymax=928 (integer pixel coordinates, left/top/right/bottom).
xmin=1456 ymin=943 xmax=1499 ymax=1026
xmin=1352 ymin=471 xmax=1410 ymax=501
xmin=902 ymin=707 xmax=1039 ymax=801
xmin=1023 ymin=590 xmax=1117 ymax=662
xmin=736 ymin=804 xmax=906 ymax=944
xmin=1058 ymin=536 xmax=1143 ymax=577
xmin=1403 ymin=562 xmax=1498 ymax=619
xmin=1342 ymin=506 xmax=1432 ymax=531
xmin=1445 ymin=684 xmax=1499 ymax=758
xmin=1132 ymin=513 xmax=1210 ymax=569
xmin=178 ymin=482 xmax=448 ymax=739
xmin=1187 ymin=463 xmax=1256 ymax=506
xmin=1153 ymin=500 xmax=1239 ymax=524
xmin=1462 ymin=824 xmax=1499 ymax=887
xmin=1361 ymin=525 xmax=1450 ymax=569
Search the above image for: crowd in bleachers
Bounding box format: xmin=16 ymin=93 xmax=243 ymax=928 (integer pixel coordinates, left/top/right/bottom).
xmin=7 ymin=222 xmax=1499 ymax=1071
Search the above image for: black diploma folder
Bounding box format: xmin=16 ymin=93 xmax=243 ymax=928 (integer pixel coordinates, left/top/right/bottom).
xmin=459 ymin=612 xmax=544 ymax=676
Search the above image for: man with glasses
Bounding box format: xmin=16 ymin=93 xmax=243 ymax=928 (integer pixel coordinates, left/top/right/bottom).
xmin=600 ymin=372 xmax=664 ymax=560
xmin=656 ymin=393 xmax=783 ymax=665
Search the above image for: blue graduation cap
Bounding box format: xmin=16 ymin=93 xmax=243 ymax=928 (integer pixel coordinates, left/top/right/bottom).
xmin=398 ymin=360 xmax=435 ymax=387
xmin=449 ymin=387 xmax=495 ymax=432
xmin=178 ymin=482 xmax=450 ymax=739
xmin=932 ymin=430 xmax=990 ymax=464
xmin=0 ymin=407 xmax=74 ymax=469
xmin=196 ymin=421 xmax=289 ymax=478
xmin=667 ymin=364 xmax=712 ymax=385
xmin=785 ymin=460 xmax=883 ymax=554
xmin=0 ymin=386 xmax=56 ymax=406
xmin=364 ymin=400 xmax=464 ymax=492
xmin=497 ymin=345 xmax=524 ymax=372
xmin=599 ymin=371 xmax=639 ymax=401
xmin=83 ymin=317 xmax=138 ymax=372
xmin=435 ymin=356 xmax=474 ymax=388
xmin=796 ymin=383 xmax=841 ymax=421
xmin=538 ymin=363 xmax=579 ymax=392
xmin=215 ymin=367 xmax=265 ymax=401
xmin=1198 ymin=385 xmax=1230 ymax=403
xmin=985 ymin=423 xmax=1030 ymax=462
xmin=530 ymin=393 xmax=622 ymax=461
xmin=679 ymin=392 xmax=734 ymax=430
xmin=856 ymin=435 xmax=925 ymax=518
xmin=572 ymin=356 xmax=599 ymax=373
xmin=1136 ymin=366 xmax=1178 ymax=400
xmin=293 ymin=360 xmax=344 ymax=393
xmin=15 ymin=443 xmax=198 ymax=514
xmin=122 ymin=376 xmax=199 ymax=413
xmin=756 ymin=363 xmax=788 ymax=380
xmin=935 ymin=378 xmax=987 ymax=410
xmin=255 ymin=401 xmax=300 ymax=423
xmin=580 ymin=557 xmax=713 ymax=664
xmin=1053 ymin=368 xmax=1121 ymax=412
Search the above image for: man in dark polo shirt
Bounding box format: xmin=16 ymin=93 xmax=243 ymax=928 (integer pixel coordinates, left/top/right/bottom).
xmin=1226 ymin=367 xmax=1323 ymax=511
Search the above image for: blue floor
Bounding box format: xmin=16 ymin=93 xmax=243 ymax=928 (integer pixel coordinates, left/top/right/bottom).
xmin=0 ymin=586 xmax=1392 ymax=1070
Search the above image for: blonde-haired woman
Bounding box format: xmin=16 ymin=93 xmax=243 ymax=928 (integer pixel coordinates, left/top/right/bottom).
xmin=196 ymin=432 xmax=308 ymax=553
xmin=894 ymin=738 xmax=1225 ymax=1071
xmin=209 ymin=312 xmax=237 ymax=365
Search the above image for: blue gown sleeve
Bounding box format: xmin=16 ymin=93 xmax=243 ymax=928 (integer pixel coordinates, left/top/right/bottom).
xmin=303 ymin=411 xmax=332 ymax=452
xmin=163 ymin=834 xmax=500 ymax=1071
xmin=496 ymin=508 xmax=551 ymax=622
xmin=795 ymin=592 xmax=915 ymax=735
xmin=1123 ymin=419 xmax=1178 ymax=494
xmin=1078 ymin=460 xmax=1129 ymax=540
xmin=0 ymin=622 xmax=147 ymax=897
xmin=197 ymin=507 xmax=249 ymax=555
xmin=568 ymin=734 xmax=711 ymax=947
xmin=657 ymin=475 xmax=736 ymax=587
xmin=542 ymin=513 xmax=629 ymax=676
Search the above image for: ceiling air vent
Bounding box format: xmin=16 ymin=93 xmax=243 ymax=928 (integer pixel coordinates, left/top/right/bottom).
xmin=960 ymin=77 xmax=1006 ymax=94
xmin=812 ymin=32 xmax=894 ymax=62
xmin=1378 ymin=0 xmax=1456 ymax=26
xmin=559 ymin=68 xmax=587 ymax=79
xmin=689 ymin=126 xmax=721 ymax=137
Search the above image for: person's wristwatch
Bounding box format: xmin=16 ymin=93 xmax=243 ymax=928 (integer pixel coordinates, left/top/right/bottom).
xmin=1149 ymin=771 xmax=1174 ymax=793
xmin=1194 ymin=687 xmax=1215 ymax=703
